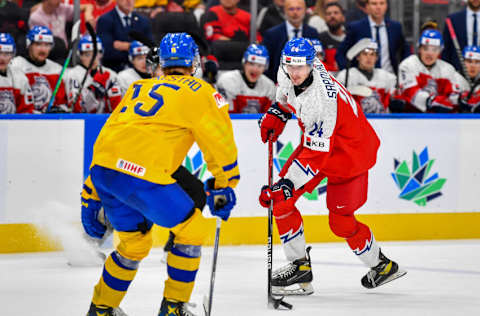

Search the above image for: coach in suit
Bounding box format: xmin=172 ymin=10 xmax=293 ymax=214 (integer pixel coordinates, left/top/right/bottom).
xmin=336 ymin=0 xmax=409 ymax=74
xmin=262 ymin=0 xmax=319 ymax=82
xmin=443 ymin=0 xmax=480 ymax=72
xmin=97 ymin=0 xmax=153 ymax=72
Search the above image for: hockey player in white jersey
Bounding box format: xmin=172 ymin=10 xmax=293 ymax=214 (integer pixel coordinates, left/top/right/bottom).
xmin=260 ymin=38 xmax=405 ymax=296
xmin=66 ymin=35 xmax=122 ymax=113
xmin=397 ymin=29 xmax=460 ymax=113
xmin=336 ymin=38 xmax=396 ymax=113
xmin=216 ymin=44 xmax=275 ymax=113
xmin=457 ymin=45 xmax=480 ymax=113
xmin=11 ymin=26 xmax=69 ymax=113
xmin=0 ymin=33 xmax=34 ymax=114
xmin=117 ymin=41 xmax=150 ymax=94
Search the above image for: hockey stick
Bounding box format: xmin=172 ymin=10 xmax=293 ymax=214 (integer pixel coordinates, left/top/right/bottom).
xmin=445 ymin=17 xmax=472 ymax=86
xmin=203 ymin=217 xmax=222 ymax=316
xmin=71 ymin=22 xmax=98 ymax=111
xmin=46 ymin=20 xmax=81 ymax=113
xmin=267 ymin=137 xmax=292 ymax=310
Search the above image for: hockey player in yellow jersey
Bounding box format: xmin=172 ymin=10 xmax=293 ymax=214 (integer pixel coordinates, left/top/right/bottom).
xmin=84 ymin=33 xmax=239 ymax=316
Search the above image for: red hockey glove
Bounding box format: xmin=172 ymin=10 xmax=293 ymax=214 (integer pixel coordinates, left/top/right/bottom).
xmin=258 ymin=103 xmax=292 ymax=143
xmin=89 ymin=69 xmax=110 ymax=99
xmin=259 ymin=178 xmax=294 ymax=208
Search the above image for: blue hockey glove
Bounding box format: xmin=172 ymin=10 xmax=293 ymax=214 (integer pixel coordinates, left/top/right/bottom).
xmin=81 ymin=184 xmax=106 ymax=239
xmin=204 ymin=178 xmax=236 ymax=221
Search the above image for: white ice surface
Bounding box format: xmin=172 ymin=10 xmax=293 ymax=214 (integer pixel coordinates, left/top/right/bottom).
xmin=1 ymin=240 xmax=480 ymax=316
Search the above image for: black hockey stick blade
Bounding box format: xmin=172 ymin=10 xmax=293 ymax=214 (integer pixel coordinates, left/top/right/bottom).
xmin=268 ymin=295 xmax=292 ymax=310
xmin=128 ymin=30 xmax=156 ymax=49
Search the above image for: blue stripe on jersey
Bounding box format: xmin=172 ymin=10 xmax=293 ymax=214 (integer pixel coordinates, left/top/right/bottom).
xmin=222 ymin=160 xmax=238 ymax=172
xmin=102 ymin=267 xmax=131 ymax=291
xmin=83 ymin=184 xmax=92 ymax=194
xmin=228 ymin=175 xmax=240 ymax=181
xmin=167 ymin=266 xmax=198 ymax=283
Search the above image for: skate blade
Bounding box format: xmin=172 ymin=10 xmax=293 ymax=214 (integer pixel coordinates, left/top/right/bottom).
xmin=373 ymin=268 xmax=407 ymax=288
xmin=272 ymin=282 xmax=314 ymax=296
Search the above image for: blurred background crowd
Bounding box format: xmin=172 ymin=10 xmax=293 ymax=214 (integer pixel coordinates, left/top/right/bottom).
xmin=1 ymin=0 xmax=480 ymax=115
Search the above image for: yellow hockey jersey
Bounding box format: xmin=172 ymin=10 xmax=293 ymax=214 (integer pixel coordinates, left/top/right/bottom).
xmin=91 ymin=75 xmax=239 ymax=189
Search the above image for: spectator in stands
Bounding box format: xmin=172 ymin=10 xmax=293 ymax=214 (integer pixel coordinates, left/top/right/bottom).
xmin=203 ymin=0 xmax=260 ymax=42
xmin=117 ymin=40 xmax=150 ymax=94
xmin=336 ymin=38 xmax=396 ymax=113
xmin=79 ymin=0 xmax=116 ymax=32
xmin=443 ymin=0 xmax=480 ymax=73
xmin=11 ymin=26 xmax=69 ymax=113
xmin=318 ymin=1 xmax=345 ymax=73
xmin=397 ymin=29 xmax=459 ymax=113
xmin=344 ymin=0 xmax=367 ymax=24
xmin=0 ymin=33 xmax=34 ymax=114
xmin=65 ymin=35 xmax=122 ymax=113
xmin=262 ymin=0 xmax=319 ymax=82
xmin=216 ymin=43 xmax=276 ymax=113
xmin=97 ymin=0 xmax=153 ymax=72
xmin=136 ymin=0 xmax=205 ymax=23
xmin=307 ymin=0 xmax=338 ymax=34
xmin=457 ymin=45 xmax=480 ymax=113
xmin=0 ymin=0 xmax=29 ymax=56
xmin=29 ymin=0 xmax=93 ymax=47
xmin=257 ymin=0 xmax=285 ymax=36
xmin=336 ymin=0 xmax=409 ymax=74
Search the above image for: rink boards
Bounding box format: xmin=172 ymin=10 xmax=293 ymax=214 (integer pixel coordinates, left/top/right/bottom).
xmin=0 ymin=114 xmax=479 ymax=252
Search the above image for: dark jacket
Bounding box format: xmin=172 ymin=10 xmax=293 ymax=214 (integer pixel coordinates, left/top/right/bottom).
xmin=442 ymin=9 xmax=468 ymax=72
xmin=262 ymin=22 xmax=319 ymax=82
xmin=97 ymin=8 xmax=153 ymax=72
xmin=336 ymin=17 xmax=410 ymax=74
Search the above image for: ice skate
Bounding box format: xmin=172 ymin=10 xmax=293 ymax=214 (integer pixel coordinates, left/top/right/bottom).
xmin=272 ymin=246 xmax=314 ymax=296
xmin=158 ymin=298 xmax=196 ymax=316
xmin=87 ymin=303 xmax=128 ymax=316
xmin=361 ymin=250 xmax=407 ymax=289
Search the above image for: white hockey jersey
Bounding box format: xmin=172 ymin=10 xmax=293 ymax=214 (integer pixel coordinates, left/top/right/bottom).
xmin=398 ymin=55 xmax=461 ymax=112
xmin=65 ymin=65 xmax=122 ymax=113
xmin=11 ymin=56 xmax=69 ymax=113
xmin=336 ymin=67 xmax=397 ymax=113
xmin=117 ymin=67 xmax=142 ymax=95
xmin=216 ymin=70 xmax=276 ymax=113
xmin=274 ymin=60 xmax=379 ymax=187
xmin=0 ymin=66 xmax=34 ymax=114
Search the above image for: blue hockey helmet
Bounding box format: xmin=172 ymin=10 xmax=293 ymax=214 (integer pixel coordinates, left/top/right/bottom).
xmin=78 ymin=35 xmax=103 ymax=54
xmin=0 ymin=33 xmax=16 ymax=55
xmin=463 ymin=45 xmax=480 ymax=61
xmin=281 ymin=38 xmax=316 ymax=66
xmin=308 ymin=38 xmax=324 ymax=56
xmin=129 ymin=40 xmax=150 ymax=61
xmin=159 ymin=33 xmax=197 ymax=68
xmin=242 ymin=44 xmax=269 ymax=66
xmin=26 ymin=26 xmax=54 ymax=47
xmin=418 ymin=29 xmax=443 ymax=48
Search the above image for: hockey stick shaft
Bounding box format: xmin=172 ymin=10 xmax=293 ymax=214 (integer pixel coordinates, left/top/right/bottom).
xmin=46 ymin=20 xmax=81 ymax=113
xmin=445 ymin=17 xmax=472 ymax=86
xmin=204 ymin=217 xmax=221 ymax=316
xmin=71 ymin=22 xmax=98 ymax=111
xmin=267 ymin=137 xmax=274 ymax=300
xmin=266 ymin=137 xmax=292 ymax=310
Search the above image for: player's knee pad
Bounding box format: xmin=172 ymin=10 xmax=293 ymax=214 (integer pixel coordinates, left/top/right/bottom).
xmin=328 ymin=211 xmax=358 ymax=239
xmin=115 ymin=230 xmax=153 ymax=261
xmin=171 ymin=208 xmax=208 ymax=246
